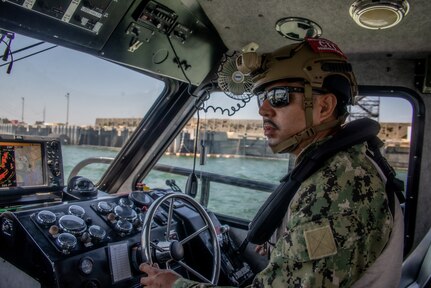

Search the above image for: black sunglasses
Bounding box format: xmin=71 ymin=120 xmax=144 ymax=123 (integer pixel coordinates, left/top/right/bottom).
xmin=256 ymin=86 xmax=328 ymax=108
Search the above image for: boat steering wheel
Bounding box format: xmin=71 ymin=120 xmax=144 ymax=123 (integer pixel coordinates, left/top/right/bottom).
xmin=140 ymin=193 xmax=221 ymax=284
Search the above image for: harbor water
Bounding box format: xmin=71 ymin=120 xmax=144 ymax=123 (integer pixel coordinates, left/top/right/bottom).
xmin=62 ymin=145 xmax=407 ymax=220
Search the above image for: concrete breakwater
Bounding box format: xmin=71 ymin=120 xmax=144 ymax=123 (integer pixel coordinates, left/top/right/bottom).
xmin=0 ymin=123 xmax=286 ymax=159
xmin=0 ymin=120 xmax=409 ymax=168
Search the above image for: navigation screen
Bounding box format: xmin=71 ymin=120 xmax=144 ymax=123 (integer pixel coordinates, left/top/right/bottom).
xmin=0 ymin=142 xmax=44 ymax=188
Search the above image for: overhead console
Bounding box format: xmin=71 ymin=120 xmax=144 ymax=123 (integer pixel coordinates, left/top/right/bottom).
xmin=5 ymin=0 xmax=115 ymax=34
xmin=0 ymin=0 xmax=134 ymax=50
xmin=0 ymin=0 xmax=226 ymax=85
xmin=99 ymin=0 xmax=226 ymax=85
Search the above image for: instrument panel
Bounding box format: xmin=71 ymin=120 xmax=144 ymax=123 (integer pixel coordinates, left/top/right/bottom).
xmin=0 ymin=188 xmax=254 ymax=287
xmin=0 ymin=189 xmax=181 ymax=287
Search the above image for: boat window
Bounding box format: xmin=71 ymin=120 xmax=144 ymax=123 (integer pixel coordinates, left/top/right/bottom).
xmin=143 ymin=92 xmax=413 ymax=221
xmin=0 ymin=34 xmax=164 ymax=184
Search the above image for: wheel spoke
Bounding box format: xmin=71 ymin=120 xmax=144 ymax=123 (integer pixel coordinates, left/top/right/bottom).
xmin=177 ymin=260 xmax=211 ymax=283
xmin=166 ymin=199 xmax=175 ymax=240
xmin=142 ymin=193 xmax=220 ymax=284
xmin=150 ymin=241 xmax=165 ymax=252
xmin=180 ymin=225 xmax=208 ymax=245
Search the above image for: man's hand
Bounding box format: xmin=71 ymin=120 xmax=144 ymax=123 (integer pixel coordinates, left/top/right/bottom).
xmin=140 ymin=263 xmax=181 ymax=288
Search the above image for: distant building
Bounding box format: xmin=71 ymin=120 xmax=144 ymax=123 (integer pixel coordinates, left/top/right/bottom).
xmin=95 ymin=117 xmax=410 ymax=145
xmin=95 ymin=118 xmax=141 ymax=128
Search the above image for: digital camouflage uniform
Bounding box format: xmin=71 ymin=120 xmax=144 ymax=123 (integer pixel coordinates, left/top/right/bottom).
xmin=173 ymin=140 xmax=393 ymax=288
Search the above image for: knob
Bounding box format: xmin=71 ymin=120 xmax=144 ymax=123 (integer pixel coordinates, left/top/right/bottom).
xmin=49 ymin=225 xmax=59 ymax=236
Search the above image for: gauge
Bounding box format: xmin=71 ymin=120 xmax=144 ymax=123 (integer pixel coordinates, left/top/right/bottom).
xmin=68 ymin=205 xmax=86 ymax=218
xmin=58 ymin=215 xmax=87 ymax=235
xmin=36 ymin=210 xmax=57 ymax=227
xmin=113 ymin=205 xmax=137 ymax=221
xmin=115 ymin=219 xmax=133 ymax=234
xmin=79 ymin=257 xmax=94 ymax=275
xmin=56 ymin=232 xmax=77 ymax=251
xmin=118 ymin=197 xmax=134 ymax=208
xmin=97 ymin=201 xmax=112 ymax=214
xmin=129 ymin=191 xmax=154 ymax=207
xmin=88 ymin=225 xmax=106 ymax=242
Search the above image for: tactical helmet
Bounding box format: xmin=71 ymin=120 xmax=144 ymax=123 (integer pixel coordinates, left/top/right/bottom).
xmin=236 ymin=38 xmax=358 ymax=154
xmin=236 ymin=38 xmax=358 ymax=105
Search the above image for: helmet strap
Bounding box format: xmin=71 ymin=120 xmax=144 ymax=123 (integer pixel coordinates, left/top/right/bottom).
xmin=270 ymin=84 xmax=347 ymax=154
xmin=304 ymin=83 xmax=314 ymax=128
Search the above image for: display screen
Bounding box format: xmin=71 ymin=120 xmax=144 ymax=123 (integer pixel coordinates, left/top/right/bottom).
xmin=0 ymin=142 xmax=44 ymax=188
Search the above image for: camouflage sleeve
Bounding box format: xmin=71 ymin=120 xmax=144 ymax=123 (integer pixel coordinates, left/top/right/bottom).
xmin=252 ymin=145 xmax=393 ymax=287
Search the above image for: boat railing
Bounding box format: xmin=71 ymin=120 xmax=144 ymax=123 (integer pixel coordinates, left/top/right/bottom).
xmin=69 ymin=157 xmax=277 ymax=206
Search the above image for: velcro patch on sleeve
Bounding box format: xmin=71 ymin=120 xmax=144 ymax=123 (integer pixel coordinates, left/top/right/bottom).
xmin=304 ymin=224 xmax=337 ymax=260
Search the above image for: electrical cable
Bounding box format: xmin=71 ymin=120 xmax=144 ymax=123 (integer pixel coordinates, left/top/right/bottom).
xmin=166 ymin=35 xmax=198 ymax=98
xmin=1 ymin=39 xmax=14 ymax=74
xmin=0 ymin=44 xmax=57 ymax=68
xmin=12 ymin=41 xmax=45 ymax=55
xmin=166 ymin=34 xmax=253 ymax=117
xmin=184 ymin=109 xmax=200 ymax=197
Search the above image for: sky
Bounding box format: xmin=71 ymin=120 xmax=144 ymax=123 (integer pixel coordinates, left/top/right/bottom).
xmin=0 ymin=34 xmax=413 ymax=126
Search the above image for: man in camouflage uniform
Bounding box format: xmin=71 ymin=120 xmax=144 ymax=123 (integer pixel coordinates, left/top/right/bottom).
xmin=140 ymin=38 xmax=404 ymax=287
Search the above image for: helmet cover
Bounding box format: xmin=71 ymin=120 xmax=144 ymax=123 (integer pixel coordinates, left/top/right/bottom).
xmin=237 ymin=38 xmax=358 ymax=105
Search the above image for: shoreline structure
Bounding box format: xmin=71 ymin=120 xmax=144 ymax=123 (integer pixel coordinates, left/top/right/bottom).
xmin=0 ymin=118 xmax=410 ymax=168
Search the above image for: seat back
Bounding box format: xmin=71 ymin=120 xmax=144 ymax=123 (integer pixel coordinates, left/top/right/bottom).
xmin=400 ymin=227 xmax=431 ymax=287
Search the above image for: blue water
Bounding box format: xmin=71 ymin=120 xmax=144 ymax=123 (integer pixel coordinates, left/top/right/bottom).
xmin=62 ymin=145 xmax=290 ymax=219
xmin=62 ymin=145 xmax=408 ymax=220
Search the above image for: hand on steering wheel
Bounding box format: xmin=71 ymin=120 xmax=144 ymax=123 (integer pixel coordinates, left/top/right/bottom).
xmin=140 ymin=193 xmax=221 ymax=285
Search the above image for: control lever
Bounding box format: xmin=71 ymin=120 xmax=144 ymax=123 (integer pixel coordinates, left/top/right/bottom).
xmin=219 ymin=225 xmax=231 ymax=247
xmin=165 ymin=179 xmax=182 ymax=192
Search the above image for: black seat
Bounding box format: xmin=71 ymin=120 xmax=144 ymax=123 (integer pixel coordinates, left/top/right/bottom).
xmin=400 ymin=227 xmax=431 ymax=287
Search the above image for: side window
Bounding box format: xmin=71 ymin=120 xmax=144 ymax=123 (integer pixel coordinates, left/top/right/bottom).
xmin=350 ymin=96 xmax=412 ymax=191
xmin=144 ymin=93 xmax=413 ymax=220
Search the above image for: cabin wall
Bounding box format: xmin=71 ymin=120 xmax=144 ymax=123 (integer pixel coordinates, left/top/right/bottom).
xmin=416 ymin=95 xmax=431 ymax=247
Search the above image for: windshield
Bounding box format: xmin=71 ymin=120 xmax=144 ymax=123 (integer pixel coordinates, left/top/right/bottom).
xmin=0 ymin=33 xmax=164 ymax=183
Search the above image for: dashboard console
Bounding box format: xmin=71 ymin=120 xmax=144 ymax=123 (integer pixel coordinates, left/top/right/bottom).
xmin=0 ymin=189 xmax=254 ymax=287
xmin=0 ymin=135 xmax=254 ymax=287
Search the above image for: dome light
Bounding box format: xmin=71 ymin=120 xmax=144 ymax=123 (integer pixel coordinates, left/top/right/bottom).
xmin=349 ymin=0 xmax=410 ymax=30
xmin=275 ymin=17 xmax=322 ymax=41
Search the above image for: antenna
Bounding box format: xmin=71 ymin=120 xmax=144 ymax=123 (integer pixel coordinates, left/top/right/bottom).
xmin=21 ymin=97 xmax=24 ymax=123
xmin=185 ymin=111 xmax=200 ymax=198
xmin=65 ymin=93 xmax=70 ymax=126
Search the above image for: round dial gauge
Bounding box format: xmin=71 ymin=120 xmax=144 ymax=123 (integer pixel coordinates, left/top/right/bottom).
xmin=56 ymin=232 xmax=77 ymax=250
xmin=119 ymin=197 xmax=134 ymax=208
xmin=97 ymin=201 xmax=112 ymax=214
xmin=36 ymin=210 xmax=57 ymax=226
xmin=79 ymin=257 xmax=94 ymax=275
xmin=129 ymin=191 xmax=154 ymax=207
xmin=115 ymin=219 xmax=133 ymax=234
xmin=58 ymin=215 xmax=87 ymax=235
xmin=88 ymin=225 xmax=106 ymax=242
xmin=68 ymin=205 xmax=86 ymax=218
xmin=114 ymin=205 xmax=137 ymax=221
